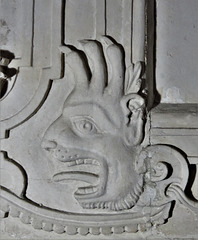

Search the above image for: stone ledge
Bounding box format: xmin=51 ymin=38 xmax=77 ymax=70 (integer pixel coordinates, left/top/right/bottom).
xmin=151 ymin=103 xmax=198 ymax=129
xmin=150 ymin=104 xmax=198 ymax=158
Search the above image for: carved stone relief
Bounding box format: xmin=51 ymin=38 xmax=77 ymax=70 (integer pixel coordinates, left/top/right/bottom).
xmin=0 ymin=0 xmax=198 ymax=238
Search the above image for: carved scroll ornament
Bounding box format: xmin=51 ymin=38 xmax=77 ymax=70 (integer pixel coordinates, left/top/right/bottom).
xmin=0 ymin=37 xmax=198 ymax=236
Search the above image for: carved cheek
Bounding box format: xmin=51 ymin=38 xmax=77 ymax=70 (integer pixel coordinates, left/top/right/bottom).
xmin=95 ymin=137 xmax=126 ymax=162
xmin=59 ymin=128 xmax=81 ymax=145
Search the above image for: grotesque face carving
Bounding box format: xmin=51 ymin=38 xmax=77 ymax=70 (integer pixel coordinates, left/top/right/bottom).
xmin=42 ymin=37 xmax=145 ymax=211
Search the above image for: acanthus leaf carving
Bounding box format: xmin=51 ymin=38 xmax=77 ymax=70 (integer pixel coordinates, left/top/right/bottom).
xmin=125 ymin=61 xmax=143 ymax=95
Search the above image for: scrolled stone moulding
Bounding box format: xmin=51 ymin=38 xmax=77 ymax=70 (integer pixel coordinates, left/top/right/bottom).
xmin=167 ymin=183 xmax=198 ymax=216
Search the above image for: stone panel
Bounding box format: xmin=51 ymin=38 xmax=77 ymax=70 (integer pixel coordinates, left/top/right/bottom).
xmin=1 ymin=0 xmax=198 ymax=239
xmin=156 ymin=0 xmax=198 ymax=103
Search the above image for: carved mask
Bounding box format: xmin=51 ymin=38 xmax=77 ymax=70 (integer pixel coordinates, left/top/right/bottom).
xmin=42 ymin=37 xmax=145 ymax=211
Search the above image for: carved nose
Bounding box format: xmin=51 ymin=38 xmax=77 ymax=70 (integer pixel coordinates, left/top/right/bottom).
xmin=41 ymin=140 xmax=57 ymax=151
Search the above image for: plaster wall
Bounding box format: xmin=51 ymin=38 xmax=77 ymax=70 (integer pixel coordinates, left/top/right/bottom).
xmin=156 ymin=0 xmax=198 ymax=103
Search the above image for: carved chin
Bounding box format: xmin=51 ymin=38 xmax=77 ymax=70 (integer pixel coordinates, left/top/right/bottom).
xmin=62 ymin=157 xmax=143 ymax=211
xmin=77 ymin=178 xmax=143 ymax=211
xmin=73 ymin=159 xmax=143 ymax=211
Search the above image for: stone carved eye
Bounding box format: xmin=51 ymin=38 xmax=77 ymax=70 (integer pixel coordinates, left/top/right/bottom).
xmin=70 ymin=116 xmax=102 ymax=136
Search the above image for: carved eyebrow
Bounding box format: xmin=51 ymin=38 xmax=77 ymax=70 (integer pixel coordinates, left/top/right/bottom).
xmin=64 ymin=102 xmax=119 ymax=129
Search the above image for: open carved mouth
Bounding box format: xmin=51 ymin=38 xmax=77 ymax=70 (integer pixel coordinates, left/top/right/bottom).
xmin=51 ymin=154 xmax=108 ymax=200
xmin=43 ymin=143 xmax=143 ymax=211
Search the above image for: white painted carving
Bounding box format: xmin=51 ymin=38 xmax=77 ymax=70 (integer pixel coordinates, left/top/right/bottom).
xmin=1 ymin=37 xmax=197 ymax=236
xmin=42 ymin=37 xmax=145 ymax=211
xmin=0 ymin=0 xmax=198 ymax=238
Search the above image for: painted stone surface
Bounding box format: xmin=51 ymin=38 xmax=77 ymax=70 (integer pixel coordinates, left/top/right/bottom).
xmin=0 ymin=0 xmax=198 ymax=239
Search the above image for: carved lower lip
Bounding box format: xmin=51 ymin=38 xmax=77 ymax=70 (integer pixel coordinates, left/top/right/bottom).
xmin=52 ymin=171 xmax=101 ymax=196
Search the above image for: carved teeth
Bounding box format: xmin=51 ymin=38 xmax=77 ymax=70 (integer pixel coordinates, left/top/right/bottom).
xmin=86 ymin=186 xmax=97 ymax=194
xmin=75 ymin=186 xmax=98 ymax=195
xmin=76 ymin=188 xmax=86 ymax=195
xmin=84 ymin=159 xmax=100 ymax=165
xmin=67 ymin=158 xmax=100 ymax=167
xmin=92 ymin=159 xmax=100 ymax=166
xmin=76 ymin=159 xmax=84 ymax=165
xmin=84 ymin=159 xmax=92 ymax=164
xmin=68 ymin=161 xmax=76 ymax=167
